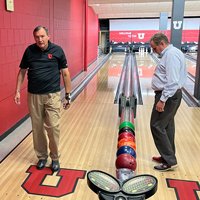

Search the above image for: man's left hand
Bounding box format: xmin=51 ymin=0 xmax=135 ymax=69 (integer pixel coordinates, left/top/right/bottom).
xmin=63 ymin=92 xmax=71 ymax=110
xmin=63 ymin=99 xmax=71 ymax=110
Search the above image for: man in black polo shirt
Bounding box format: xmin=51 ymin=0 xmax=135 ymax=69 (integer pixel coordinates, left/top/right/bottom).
xmin=14 ymin=26 xmax=71 ymax=172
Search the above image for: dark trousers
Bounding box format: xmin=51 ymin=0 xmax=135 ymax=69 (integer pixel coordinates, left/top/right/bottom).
xmin=150 ymin=90 xmax=182 ymax=166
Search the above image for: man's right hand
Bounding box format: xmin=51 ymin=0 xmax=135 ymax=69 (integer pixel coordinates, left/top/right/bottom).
xmin=14 ymin=92 xmax=21 ymax=105
xmin=156 ymin=100 xmax=165 ymax=112
xmin=14 ymin=69 xmax=27 ymax=105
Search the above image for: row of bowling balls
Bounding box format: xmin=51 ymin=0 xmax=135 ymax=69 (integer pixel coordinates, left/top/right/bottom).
xmin=115 ymin=122 xmax=137 ymax=171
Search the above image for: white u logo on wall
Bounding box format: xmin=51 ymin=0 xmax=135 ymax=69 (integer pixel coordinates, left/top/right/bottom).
xmin=138 ymin=33 xmax=145 ymax=39
xmin=173 ymin=21 xmax=182 ymax=30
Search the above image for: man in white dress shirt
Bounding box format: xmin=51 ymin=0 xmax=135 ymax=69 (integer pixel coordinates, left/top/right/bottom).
xmin=149 ymin=33 xmax=187 ymax=171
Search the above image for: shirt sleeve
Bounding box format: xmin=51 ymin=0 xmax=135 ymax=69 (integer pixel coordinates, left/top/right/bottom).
xmin=19 ymin=49 xmax=28 ymax=69
xmin=58 ymin=48 xmax=68 ymax=69
xmin=160 ymin=52 xmax=181 ymax=102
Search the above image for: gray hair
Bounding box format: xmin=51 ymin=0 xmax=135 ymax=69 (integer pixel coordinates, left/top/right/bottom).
xmin=149 ymin=33 xmax=169 ymax=45
xmin=33 ymin=26 xmax=49 ymax=36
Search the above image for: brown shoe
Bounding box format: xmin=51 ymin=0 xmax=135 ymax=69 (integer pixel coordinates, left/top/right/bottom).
xmin=152 ymin=156 xmax=162 ymax=163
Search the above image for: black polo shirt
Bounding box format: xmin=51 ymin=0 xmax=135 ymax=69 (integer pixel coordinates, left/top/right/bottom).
xmin=20 ymin=41 xmax=68 ymax=94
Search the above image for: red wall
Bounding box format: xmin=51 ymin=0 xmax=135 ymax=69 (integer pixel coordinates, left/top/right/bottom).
xmin=0 ymin=0 xmax=99 ymax=137
xmin=86 ymin=6 xmax=98 ymax=66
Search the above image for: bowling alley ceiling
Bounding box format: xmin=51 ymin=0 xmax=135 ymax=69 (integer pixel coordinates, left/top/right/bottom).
xmin=88 ymin=0 xmax=200 ymax=19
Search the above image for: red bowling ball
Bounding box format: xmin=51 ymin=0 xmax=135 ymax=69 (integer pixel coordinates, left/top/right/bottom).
xmin=118 ymin=132 xmax=135 ymax=142
xmin=115 ymin=153 xmax=137 ymax=171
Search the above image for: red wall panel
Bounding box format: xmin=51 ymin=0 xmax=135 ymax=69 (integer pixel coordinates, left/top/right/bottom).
xmin=1 ymin=29 xmax=8 ymax=46
xmin=86 ymin=6 xmax=99 ymax=66
xmin=0 ymin=0 xmax=99 ymax=137
xmin=0 ymin=11 xmax=4 ymax=28
xmin=0 ymin=47 xmax=6 ymax=65
xmin=53 ymin=0 xmax=84 ymax=79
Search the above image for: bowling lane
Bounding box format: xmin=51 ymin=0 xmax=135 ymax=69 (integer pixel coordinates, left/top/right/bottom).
xmin=59 ymin=52 xmax=127 ymax=170
xmin=1 ymin=51 xmax=200 ymax=200
xmin=135 ymin=52 xmax=156 ymax=106
xmin=186 ymin=55 xmax=197 ymax=77
xmin=135 ymin=51 xmax=200 ymax=199
xmin=185 ymin=54 xmax=197 ymax=96
xmin=74 ymin=52 xmax=126 ymax=103
xmin=186 ymin=52 xmax=197 ymax=60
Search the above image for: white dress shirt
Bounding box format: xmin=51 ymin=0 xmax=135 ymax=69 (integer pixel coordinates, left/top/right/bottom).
xmin=151 ymin=44 xmax=187 ymax=102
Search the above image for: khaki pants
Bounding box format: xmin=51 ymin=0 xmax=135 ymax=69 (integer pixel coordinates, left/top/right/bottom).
xmin=27 ymin=92 xmax=61 ymax=160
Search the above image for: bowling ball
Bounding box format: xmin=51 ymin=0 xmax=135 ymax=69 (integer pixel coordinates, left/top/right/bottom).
xmin=115 ymin=153 xmax=137 ymax=171
xmin=119 ymin=121 xmax=135 ymax=131
xmin=118 ymin=127 xmax=135 ymax=136
xmin=118 ymin=132 xmax=135 ymax=142
xmin=117 ymin=145 xmax=136 ymax=159
xmin=117 ymin=138 xmax=136 ymax=151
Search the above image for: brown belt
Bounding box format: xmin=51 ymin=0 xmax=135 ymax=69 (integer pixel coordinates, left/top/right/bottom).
xmin=155 ymin=89 xmax=181 ymax=94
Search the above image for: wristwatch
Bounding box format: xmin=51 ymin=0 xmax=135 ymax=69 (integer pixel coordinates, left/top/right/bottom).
xmin=65 ymin=93 xmax=71 ymax=105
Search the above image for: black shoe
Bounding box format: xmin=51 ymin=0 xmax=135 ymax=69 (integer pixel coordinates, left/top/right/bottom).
xmin=154 ymin=164 xmax=178 ymax=171
xmin=51 ymin=160 xmax=60 ymax=172
xmin=36 ymin=159 xmax=47 ymax=170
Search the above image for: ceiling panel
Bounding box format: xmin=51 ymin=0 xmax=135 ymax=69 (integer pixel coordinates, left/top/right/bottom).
xmin=88 ymin=0 xmax=200 ymax=19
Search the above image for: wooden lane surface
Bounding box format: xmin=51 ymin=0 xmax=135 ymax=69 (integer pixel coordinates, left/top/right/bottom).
xmin=185 ymin=54 xmax=197 ymax=77
xmin=1 ymin=52 xmax=200 ymax=200
xmin=0 ymin=52 xmax=126 ymax=200
xmin=135 ymin=52 xmax=200 ymax=199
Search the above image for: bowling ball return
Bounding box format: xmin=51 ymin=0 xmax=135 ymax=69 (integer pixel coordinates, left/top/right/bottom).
xmin=87 ymin=170 xmax=158 ymax=200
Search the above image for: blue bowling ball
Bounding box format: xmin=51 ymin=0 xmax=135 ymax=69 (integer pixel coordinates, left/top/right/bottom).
xmin=117 ymin=145 xmax=136 ymax=159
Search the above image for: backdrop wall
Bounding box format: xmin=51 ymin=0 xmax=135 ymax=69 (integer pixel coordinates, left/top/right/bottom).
xmin=110 ymin=18 xmax=200 ymax=43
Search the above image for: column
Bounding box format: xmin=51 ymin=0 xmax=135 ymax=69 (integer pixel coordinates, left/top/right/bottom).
xmin=170 ymin=0 xmax=185 ymax=50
